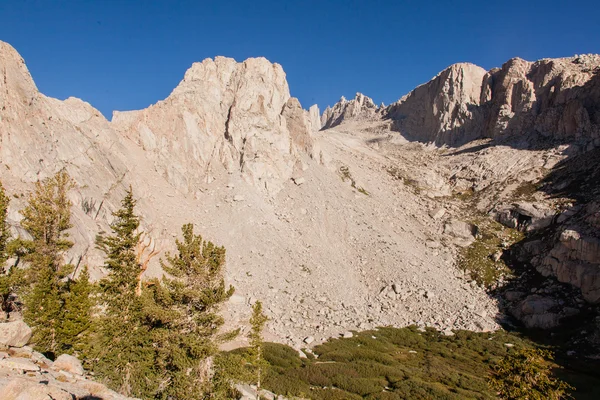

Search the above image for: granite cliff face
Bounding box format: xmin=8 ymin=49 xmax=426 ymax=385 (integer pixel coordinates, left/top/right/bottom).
xmin=322 ymin=55 xmax=600 ymax=148
xmin=112 ymin=56 xmax=315 ymax=195
xmin=386 ymin=63 xmax=487 ymax=145
xmin=321 ymin=93 xmax=381 ymax=129
xmin=480 ymin=55 xmax=600 ymax=143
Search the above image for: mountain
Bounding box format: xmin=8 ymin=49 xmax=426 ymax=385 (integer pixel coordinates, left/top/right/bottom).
xmin=0 ymin=40 xmax=502 ymax=350
xmin=320 ymin=92 xmax=382 ymax=129
xmin=112 ymin=56 xmax=317 ymax=195
xmin=2 ymin=38 xmax=600 ymax=355
xmin=326 ymin=55 xmax=600 ymax=147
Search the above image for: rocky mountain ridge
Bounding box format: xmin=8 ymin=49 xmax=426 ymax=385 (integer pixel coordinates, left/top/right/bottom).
xmin=323 ymin=54 xmax=600 ymax=148
xmin=320 ymin=92 xmax=382 ymax=129
xmin=2 ymin=38 xmax=600 ymax=353
xmin=0 ymin=40 xmax=502 ymax=350
xmin=112 ymin=56 xmax=318 ymax=196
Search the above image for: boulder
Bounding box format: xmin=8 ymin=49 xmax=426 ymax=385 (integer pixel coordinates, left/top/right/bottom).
xmin=0 ymin=357 xmax=40 ymax=371
xmin=52 ymin=354 xmax=84 ymax=376
xmin=443 ymin=220 xmax=478 ymax=244
xmin=511 ymin=295 xmax=562 ymax=329
xmin=0 ymin=321 xmax=32 ymax=348
xmin=1 ymin=379 xmax=73 ymax=400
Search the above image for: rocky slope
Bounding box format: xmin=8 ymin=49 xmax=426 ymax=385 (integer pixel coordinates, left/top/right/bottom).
xmin=0 ymin=321 xmax=136 ymax=400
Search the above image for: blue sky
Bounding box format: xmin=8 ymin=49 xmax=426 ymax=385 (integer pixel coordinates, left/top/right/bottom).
xmin=1 ymin=0 xmax=599 ymax=119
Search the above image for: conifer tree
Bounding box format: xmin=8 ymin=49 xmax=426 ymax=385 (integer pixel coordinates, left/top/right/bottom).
xmin=18 ymin=171 xmax=75 ymax=355
xmin=0 ymin=181 xmax=9 ymax=267
xmin=97 ymin=186 xmax=140 ymax=312
xmin=155 ymin=223 xmax=235 ymax=399
xmin=58 ymin=265 xmax=94 ymax=355
xmin=0 ymin=181 xmax=12 ymax=314
xmin=92 ymin=193 xmax=237 ymax=399
xmin=248 ymin=300 xmax=268 ymax=397
xmin=91 ymin=187 xmax=151 ymax=396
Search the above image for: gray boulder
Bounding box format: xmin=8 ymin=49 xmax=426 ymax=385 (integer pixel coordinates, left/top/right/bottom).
xmin=0 ymin=321 xmax=32 ymax=348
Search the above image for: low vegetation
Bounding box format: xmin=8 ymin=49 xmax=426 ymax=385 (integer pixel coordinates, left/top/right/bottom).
xmin=490 ymin=348 xmax=573 ymax=399
xmin=387 ymin=166 xmax=421 ymax=194
xmin=339 ymin=165 xmax=370 ymax=195
xmin=221 ymin=326 xmax=575 ymax=399
xmin=458 ymin=218 xmax=524 ymax=287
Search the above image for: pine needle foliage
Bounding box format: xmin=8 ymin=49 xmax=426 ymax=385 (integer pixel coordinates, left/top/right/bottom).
xmin=157 ymin=223 xmax=235 ymax=399
xmin=90 ymin=187 xmax=150 ymax=396
xmin=0 ymin=181 xmax=14 ymax=314
xmin=58 ymin=265 xmax=94 ymax=355
xmin=0 ymin=181 xmax=9 ymax=267
xmin=16 ymin=171 xmax=83 ymax=356
xmin=91 ymin=193 xmax=235 ymax=399
xmin=248 ymin=300 xmax=268 ymax=395
xmin=97 ymin=186 xmax=140 ymax=312
xmin=490 ymin=347 xmax=574 ymax=399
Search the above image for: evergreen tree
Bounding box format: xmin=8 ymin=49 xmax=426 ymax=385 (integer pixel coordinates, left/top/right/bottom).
xmin=0 ymin=181 xmax=13 ymax=314
xmin=248 ymin=300 xmax=268 ymax=397
xmin=58 ymin=265 xmax=94 ymax=355
xmin=0 ymin=181 xmax=9 ymax=266
xmin=155 ymin=223 xmax=235 ymax=399
xmin=97 ymin=186 xmax=140 ymax=312
xmin=91 ymin=194 xmax=236 ymax=399
xmin=17 ymin=171 xmax=75 ymax=355
xmin=91 ymin=187 xmax=151 ymax=396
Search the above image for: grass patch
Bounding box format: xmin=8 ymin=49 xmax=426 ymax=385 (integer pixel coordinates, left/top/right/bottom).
xmin=453 ymin=187 xmax=475 ymax=202
xmin=512 ymin=181 xmax=539 ymax=201
xmin=387 ymin=166 xmax=421 ymax=194
xmin=459 ymin=218 xmax=524 ymax=287
xmin=219 ymin=326 xmax=580 ymax=399
xmin=339 ymin=165 xmax=369 ymax=196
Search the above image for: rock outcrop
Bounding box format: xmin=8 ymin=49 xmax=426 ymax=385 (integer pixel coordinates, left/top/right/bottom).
xmin=0 ymin=321 xmax=136 ymax=400
xmin=386 ymin=63 xmax=487 ymax=145
xmin=321 ymin=55 xmax=600 ymax=148
xmin=321 ymin=93 xmax=381 ymax=129
xmin=306 ymin=104 xmax=321 ymax=132
xmin=480 ymin=55 xmax=600 ymax=142
xmin=385 ymin=55 xmax=600 ymax=146
xmin=112 ymin=56 xmax=314 ymax=195
xmin=0 ymin=321 xmax=32 ymax=348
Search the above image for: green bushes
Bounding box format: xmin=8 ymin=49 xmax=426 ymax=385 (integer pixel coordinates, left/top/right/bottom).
xmin=222 ymin=326 xmax=576 ymax=400
xmin=490 ymin=348 xmax=573 ymax=399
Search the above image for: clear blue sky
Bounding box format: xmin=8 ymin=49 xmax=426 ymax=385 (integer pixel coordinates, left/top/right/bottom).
xmin=1 ymin=0 xmax=599 ymax=119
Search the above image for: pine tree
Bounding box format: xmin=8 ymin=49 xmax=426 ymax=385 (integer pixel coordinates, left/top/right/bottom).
xmin=248 ymin=300 xmax=268 ymax=397
xmin=58 ymin=265 xmax=94 ymax=355
xmin=91 ymin=187 xmax=151 ymax=396
xmin=97 ymin=186 xmax=140 ymax=312
xmin=91 ymin=195 xmax=237 ymax=399
xmin=0 ymin=181 xmax=12 ymax=314
xmin=156 ymin=223 xmax=235 ymax=399
xmin=0 ymin=181 xmax=9 ymax=267
xmin=17 ymin=171 xmax=75 ymax=355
